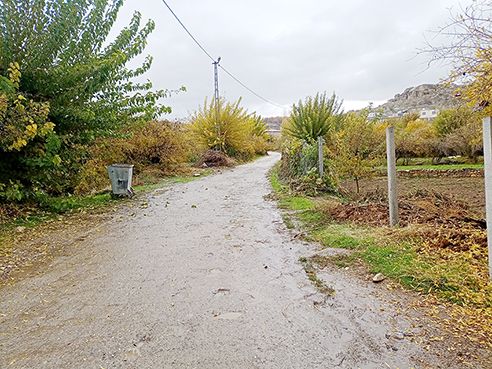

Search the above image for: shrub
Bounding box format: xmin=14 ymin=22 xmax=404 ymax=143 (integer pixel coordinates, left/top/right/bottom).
xmin=0 ymin=1 xmax=177 ymax=200
xmin=332 ymin=112 xmax=379 ymax=193
xmin=0 ymin=62 xmax=65 ymax=200
xmin=190 ymin=98 xmax=269 ymax=160
xmin=283 ymin=92 xmax=343 ymax=143
xmin=279 ymin=138 xmax=337 ymax=194
xmin=75 ymin=121 xmax=190 ymax=194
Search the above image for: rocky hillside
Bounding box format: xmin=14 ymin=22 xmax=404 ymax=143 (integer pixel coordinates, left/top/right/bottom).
xmin=376 ymin=84 xmax=461 ymax=117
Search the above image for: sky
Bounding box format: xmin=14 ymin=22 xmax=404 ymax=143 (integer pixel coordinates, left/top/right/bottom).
xmin=113 ymin=0 xmax=471 ymax=119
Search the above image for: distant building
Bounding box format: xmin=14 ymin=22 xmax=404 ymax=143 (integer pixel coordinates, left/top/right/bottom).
xmin=419 ymin=108 xmax=439 ymax=120
xmin=267 ymin=129 xmax=281 ymax=137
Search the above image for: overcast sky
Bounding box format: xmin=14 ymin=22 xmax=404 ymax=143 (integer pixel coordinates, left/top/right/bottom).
xmin=114 ymin=0 xmax=471 ymax=119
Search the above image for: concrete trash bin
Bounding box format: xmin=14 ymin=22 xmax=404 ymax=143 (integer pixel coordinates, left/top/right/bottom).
xmin=108 ymin=164 xmax=134 ymax=197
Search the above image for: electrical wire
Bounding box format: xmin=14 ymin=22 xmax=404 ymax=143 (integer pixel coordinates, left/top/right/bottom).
xmin=160 ymin=0 xmax=215 ymax=62
xmin=160 ymin=0 xmax=284 ymax=109
xmin=219 ymin=65 xmax=285 ymax=108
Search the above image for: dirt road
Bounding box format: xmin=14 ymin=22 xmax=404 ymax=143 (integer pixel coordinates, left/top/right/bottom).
xmin=0 ymin=153 xmax=458 ymax=368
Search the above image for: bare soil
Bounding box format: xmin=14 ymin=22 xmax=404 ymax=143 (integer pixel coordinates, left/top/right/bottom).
xmin=342 ymin=175 xmax=485 ymax=218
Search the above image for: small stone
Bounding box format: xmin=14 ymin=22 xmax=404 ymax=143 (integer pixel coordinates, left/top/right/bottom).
xmin=372 ymin=273 xmax=386 ymax=283
xmin=393 ymin=332 xmax=405 ymax=340
xmin=193 ymin=173 xmax=201 ymax=177
xmin=15 ymin=226 xmax=26 ymax=233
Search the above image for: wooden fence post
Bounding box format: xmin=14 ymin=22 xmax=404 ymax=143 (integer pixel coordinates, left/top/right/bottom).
xmin=482 ymin=117 xmax=492 ymax=279
xmin=386 ymin=127 xmax=399 ymax=227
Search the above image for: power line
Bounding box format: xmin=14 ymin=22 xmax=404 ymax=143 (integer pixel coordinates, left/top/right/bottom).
xmin=160 ymin=0 xmax=284 ymax=109
xmin=219 ymin=65 xmax=285 ymax=108
xmin=160 ymin=0 xmax=215 ymax=63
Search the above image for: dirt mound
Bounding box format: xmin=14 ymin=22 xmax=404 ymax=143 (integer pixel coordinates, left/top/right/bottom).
xmin=196 ymin=150 xmax=235 ymax=168
xmin=324 ymin=189 xmax=487 ymax=252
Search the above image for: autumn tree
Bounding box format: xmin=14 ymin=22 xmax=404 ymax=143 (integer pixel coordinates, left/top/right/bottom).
xmin=0 ymin=0 xmax=172 ymax=136
xmin=332 ymin=111 xmax=379 ymax=193
xmin=426 ymin=1 xmax=492 ymax=112
xmin=435 ymin=107 xmax=483 ymax=161
xmin=0 ymin=0 xmax=172 ymax=197
xmin=395 ymin=117 xmax=439 ymax=163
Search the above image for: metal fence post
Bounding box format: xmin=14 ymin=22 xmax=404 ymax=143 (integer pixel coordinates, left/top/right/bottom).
xmin=386 ymin=127 xmax=399 ymax=227
xmin=482 ymin=117 xmax=492 ymax=279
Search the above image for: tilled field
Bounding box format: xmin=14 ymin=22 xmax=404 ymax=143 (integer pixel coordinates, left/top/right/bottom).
xmin=342 ymin=174 xmax=485 ymax=218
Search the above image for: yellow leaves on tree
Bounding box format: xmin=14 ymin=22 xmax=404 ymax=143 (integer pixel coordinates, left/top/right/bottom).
xmin=0 ymin=62 xmax=55 ymax=152
xmin=455 ymin=48 xmax=492 ymax=115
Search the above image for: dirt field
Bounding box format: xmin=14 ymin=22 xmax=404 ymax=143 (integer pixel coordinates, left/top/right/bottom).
xmin=342 ymin=174 xmax=485 ymax=218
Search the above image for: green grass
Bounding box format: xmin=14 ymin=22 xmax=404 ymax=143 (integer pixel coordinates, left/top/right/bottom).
xmin=311 ymin=225 xmax=367 ymax=249
xmin=268 ymin=164 xmax=491 ymax=308
xmin=279 ymin=196 xmax=314 ymax=211
xmin=0 ymin=171 xmax=212 ymax=234
xmin=269 ymin=166 xmax=285 ymax=193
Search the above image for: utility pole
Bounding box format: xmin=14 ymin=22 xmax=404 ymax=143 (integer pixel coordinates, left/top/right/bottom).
xmin=213 ymin=57 xmax=221 ymax=149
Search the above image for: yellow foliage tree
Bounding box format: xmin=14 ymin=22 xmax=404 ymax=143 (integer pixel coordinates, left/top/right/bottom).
xmin=332 ymin=112 xmax=379 ymax=193
xmin=190 ymin=98 xmax=269 ymax=160
xmin=0 ymin=62 xmax=55 ymax=153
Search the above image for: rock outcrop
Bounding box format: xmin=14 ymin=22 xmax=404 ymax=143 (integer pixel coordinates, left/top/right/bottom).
xmin=376 ymin=83 xmax=461 ymax=117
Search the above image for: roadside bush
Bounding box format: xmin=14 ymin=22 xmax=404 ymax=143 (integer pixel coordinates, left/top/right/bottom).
xmin=283 ymin=92 xmax=343 ymax=143
xmin=190 ymin=98 xmax=269 ymax=161
xmin=279 ymin=92 xmax=343 ymax=194
xmin=75 ymin=121 xmax=190 ymax=194
xmin=0 ymin=62 xmax=66 ymax=201
xmin=0 ymin=1 xmax=175 ymax=200
xmin=279 ymin=138 xmax=337 ymax=194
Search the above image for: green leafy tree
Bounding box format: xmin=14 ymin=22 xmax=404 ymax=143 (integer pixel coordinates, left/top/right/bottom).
xmin=0 ymin=0 xmax=172 ymax=136
xmin=0 ymin=0 xmax=176 ymax=197
xmin=284 ymin=92 xmax=343 ymax=143
xmin=0 ymin=62 xmax=60 ymax=200
xmin=434 ymin=107 xmax=476 ymax=137
xmin=332 ymin=112 xmax=378 ymax=193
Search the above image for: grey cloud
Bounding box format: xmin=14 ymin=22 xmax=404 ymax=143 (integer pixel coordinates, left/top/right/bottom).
xmin=115 ymin=0 xmax=472 ymax=118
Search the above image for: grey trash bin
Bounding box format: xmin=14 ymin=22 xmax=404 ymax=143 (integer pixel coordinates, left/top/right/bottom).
xmin=108 ymin=164 xmax=134 ymax=197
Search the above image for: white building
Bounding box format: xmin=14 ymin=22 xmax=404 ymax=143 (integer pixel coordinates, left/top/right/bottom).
xmin=420 ymin=108 xmax=439 ymax=120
